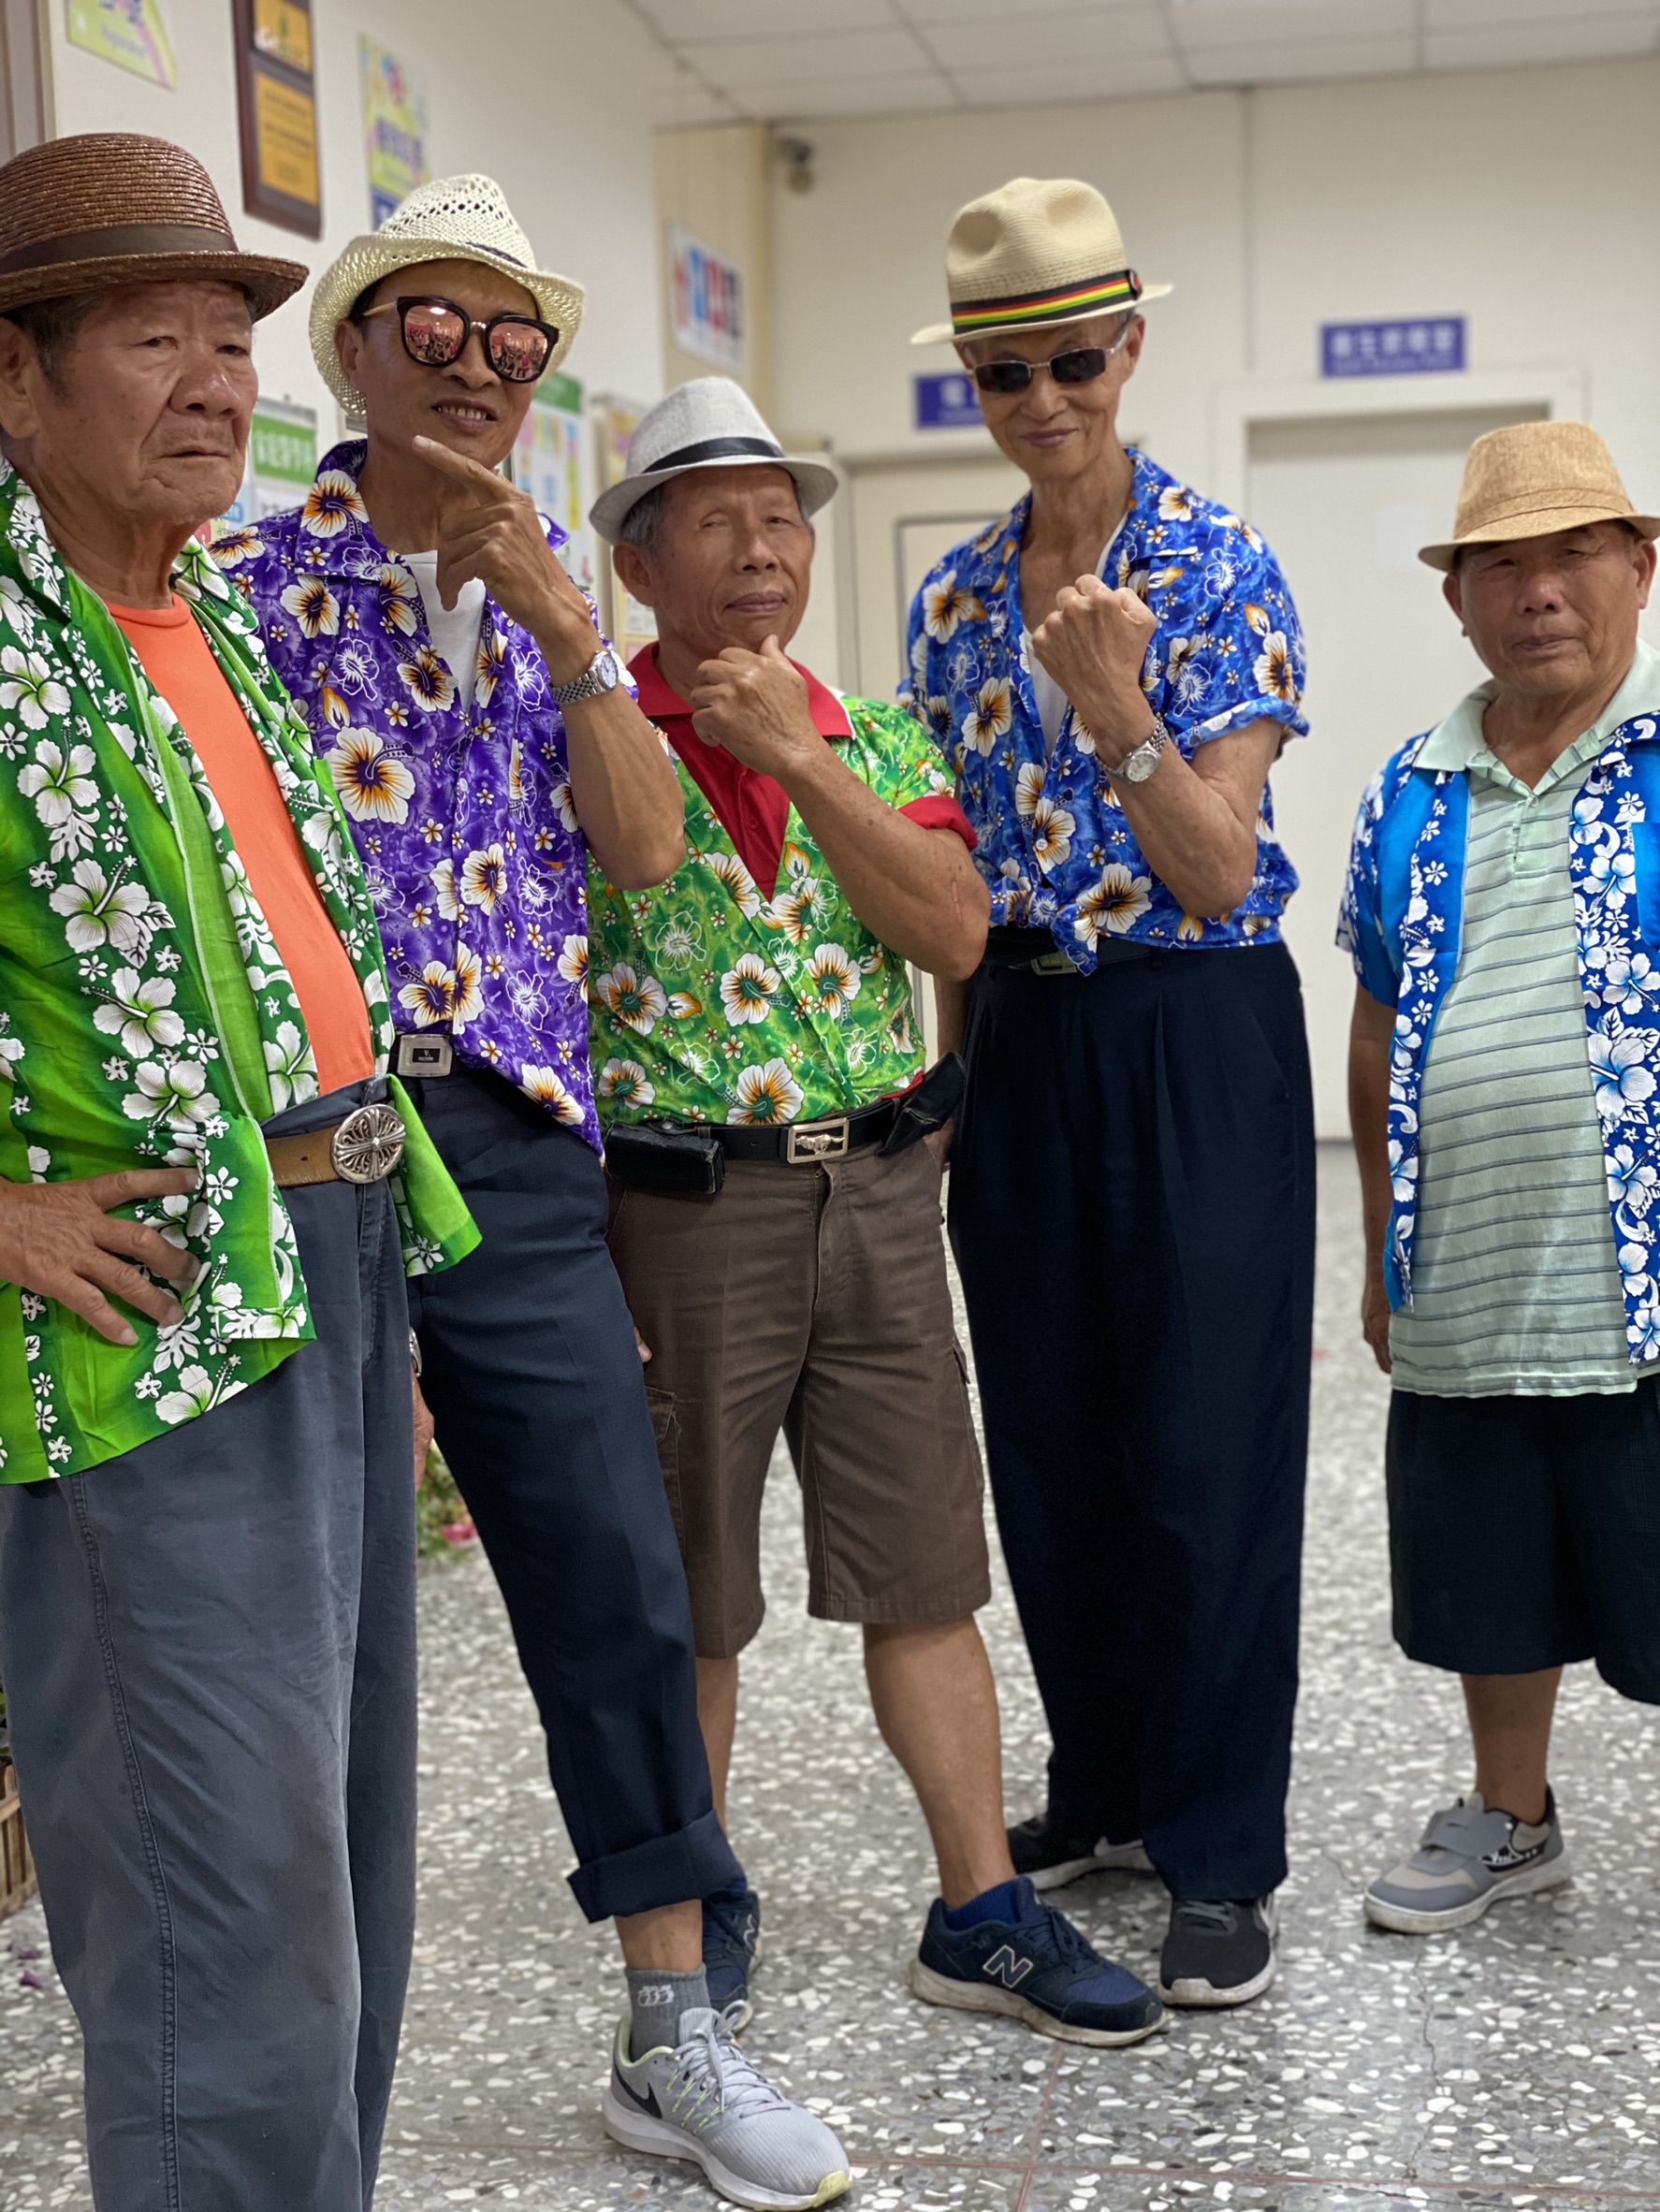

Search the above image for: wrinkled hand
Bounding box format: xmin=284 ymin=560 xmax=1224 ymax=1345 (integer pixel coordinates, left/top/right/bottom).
xmin=413 ymin=1371 xmax=435 ymax=1489
xmin=689 ymin=637 xmax=819 ymax=777
xmin=1028 ymin=575 xmax=1158 ymax=761
xmin=414 ymin=435 xmax=597 ymax=683
xmin=0 ymin=1167 xmax=200 ymax=1346
xmin=1361 ymin=1265 xmax=1392 ymax=1375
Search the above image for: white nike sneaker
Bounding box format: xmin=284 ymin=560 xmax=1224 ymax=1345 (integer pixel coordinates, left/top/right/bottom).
xmin=603 ymin=2003 xmax=852 ymax=2211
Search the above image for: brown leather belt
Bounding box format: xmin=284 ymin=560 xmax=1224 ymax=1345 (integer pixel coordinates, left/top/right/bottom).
xmin=266 ymin=1101 xmax=406 ymax=1189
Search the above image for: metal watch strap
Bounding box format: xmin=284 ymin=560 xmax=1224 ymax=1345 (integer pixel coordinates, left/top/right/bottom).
xmin=1108 ymin=714 xmax=1171 ymax=784
xmin=549 ymin=645 xmax=619 ymax=708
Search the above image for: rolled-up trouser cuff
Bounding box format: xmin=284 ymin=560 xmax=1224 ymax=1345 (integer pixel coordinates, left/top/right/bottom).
xmin=568 ymin=1808 xmax=742 ymax=1924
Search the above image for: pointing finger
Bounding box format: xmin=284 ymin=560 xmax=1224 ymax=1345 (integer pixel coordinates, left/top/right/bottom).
xmin=413 ymin=435 xmax=509 ymax=494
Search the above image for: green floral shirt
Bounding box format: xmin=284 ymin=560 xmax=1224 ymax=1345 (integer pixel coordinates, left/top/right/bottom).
xmin=588 ymin=697 xmax=949 ymax=1128
xmin=0 ymin=465 xmax=476 ymax=1483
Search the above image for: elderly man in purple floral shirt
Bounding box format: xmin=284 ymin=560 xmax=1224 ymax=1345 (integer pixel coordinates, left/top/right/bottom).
xmin=228 ymin=182 xmax=852 ymax=2208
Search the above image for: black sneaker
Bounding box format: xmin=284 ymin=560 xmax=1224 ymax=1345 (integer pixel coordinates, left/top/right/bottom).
xmin=1158 ymin=1896 xmax=1277 ymax=2008
xmin=702 ymin=1881 xmax=762 ymax=2030
xmin=910 ymin=1877 xmax=1163 ymax=2046
xmin=1008 ymin=1811 xmax=1155 ymax=1892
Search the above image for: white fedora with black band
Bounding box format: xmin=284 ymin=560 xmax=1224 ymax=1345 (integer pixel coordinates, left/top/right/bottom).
xmin=913 ymin=175 xmax=1171 ymax=350
xmin=590 ymin=377 xmax=838 ymax=543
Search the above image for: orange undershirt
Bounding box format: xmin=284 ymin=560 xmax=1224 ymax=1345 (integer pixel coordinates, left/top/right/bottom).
xmin=109 ymin=598 xmax=373 ymax=1099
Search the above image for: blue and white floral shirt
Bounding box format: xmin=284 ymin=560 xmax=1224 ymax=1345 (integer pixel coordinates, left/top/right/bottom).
xmin=1340 ymin=665 xmax=1660 ymax=1364
xmin=901 ymin=448 xmax=1308 ymax=967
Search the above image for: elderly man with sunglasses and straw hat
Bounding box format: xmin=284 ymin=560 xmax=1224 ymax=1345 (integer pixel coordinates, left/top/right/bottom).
xmin=1344 ymin=422 xmax=1660 ymax=1937
xmin=236 ymin=179 xmax=852 ymax=2212
xmin=0 ymin=133 xmax=478 ymax=2209
xmin=905 ymin=177 xmax=1316 ymax=2011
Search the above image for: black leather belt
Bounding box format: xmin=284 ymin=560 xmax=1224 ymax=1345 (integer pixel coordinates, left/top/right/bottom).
xmin=714 ymin=1097 xmax=898 ymax=1164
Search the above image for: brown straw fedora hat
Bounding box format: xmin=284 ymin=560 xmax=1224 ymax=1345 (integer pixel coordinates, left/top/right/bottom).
xmin=1420 ymin=420 xmax=1660 ymax=572
xmin=0 ymin=134 xmax=306 ymax=321
xmin=913 ymin=176 xmax=1171 ymax=349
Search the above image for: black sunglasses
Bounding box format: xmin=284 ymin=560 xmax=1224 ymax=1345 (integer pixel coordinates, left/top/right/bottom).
xmin=361 ymin=295 xmax=558 ymax=383
xmin=969 ymin=316 xmax=1136 ymax=395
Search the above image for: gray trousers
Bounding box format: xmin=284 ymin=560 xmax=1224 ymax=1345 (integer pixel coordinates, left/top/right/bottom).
xmin=0 ymin=1082 xmax=415 ymax=2212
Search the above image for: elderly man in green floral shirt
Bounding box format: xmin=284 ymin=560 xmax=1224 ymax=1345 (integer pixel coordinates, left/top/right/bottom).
xmin=587 ymin=378 xmax=1163 ymax=2059
xmin=0 ymin=137 xmax=473 ymax=2211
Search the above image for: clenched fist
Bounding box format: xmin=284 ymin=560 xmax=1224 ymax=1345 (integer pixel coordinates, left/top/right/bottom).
xmin=689 ymin=636 xmax=820 ymax=777
xmin=1028 ymin=574 xmax=1158 ymax=764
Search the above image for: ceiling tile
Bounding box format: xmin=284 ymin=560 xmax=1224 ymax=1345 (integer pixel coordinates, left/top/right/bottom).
xmin=920 ymin=8 xmax=1176 ymax=69
xmin=1181 ymin=32 xmax=1417 ymax=80
xmin=948 ymin=54 xmax=1187 ymax=104
xmin=1169 ymin=0 xmax=1415 ymax=51
xmin=1425 ymin=15 xmax=1659 ymax=65
xmin=898 ymin=0 xmax=1158 ymax=19
xmin=635 ymin=0 xmax=897 ymax=38
xmin=1425 ymin=0 xmax=1657 ymax=22
xmin=722 ymin=71 xmax=957 ymax=118
xmin=673 ymin=27 xmax=930 ymax=88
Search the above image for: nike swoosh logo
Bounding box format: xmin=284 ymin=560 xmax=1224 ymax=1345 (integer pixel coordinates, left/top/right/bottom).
xmin=614 ymin=2071 xmax=663 ymax=2119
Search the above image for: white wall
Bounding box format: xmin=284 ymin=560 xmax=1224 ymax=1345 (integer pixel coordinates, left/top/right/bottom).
xmin=768 ymin=59 xmax=1660 ymax=503
xmin=45 ymin=0 xmax=666 ymax=429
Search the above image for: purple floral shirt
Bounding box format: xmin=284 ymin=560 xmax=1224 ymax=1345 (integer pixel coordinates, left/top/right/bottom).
xmin=229 ymin=440 xmax=608 ymax=1151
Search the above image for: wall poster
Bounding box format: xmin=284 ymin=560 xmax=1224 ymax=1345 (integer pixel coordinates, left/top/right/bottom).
xmin=232 ymin=0 xmax=321 ymax=239
xmin=359 ymin=37 xmax=428 ymax=228
xmin=592 ymin=393 xmax=657 ymax=659
xmin=509 ymin=371 xmax=596 ymax=601
xmin=66 ymin=0 xmax=177 ymax=89
xmin=667 ymin=226 xmax=745 ymax=377
xmin=216 ymin=398 xmax=318 ymax=533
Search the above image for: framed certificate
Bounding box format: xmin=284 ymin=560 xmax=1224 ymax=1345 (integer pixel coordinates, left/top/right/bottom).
xmin=232 ymin=0 xmax=322 ymax=238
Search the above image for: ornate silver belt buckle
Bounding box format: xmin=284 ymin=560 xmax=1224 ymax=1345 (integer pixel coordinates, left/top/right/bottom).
xmin=331 ymin=1101 xmax=406 ymax=1185
xmin=394 ymin=1031 xmax=454 ymax=1078
xmin=785 ymin=1115 xmax=850 ymax=1165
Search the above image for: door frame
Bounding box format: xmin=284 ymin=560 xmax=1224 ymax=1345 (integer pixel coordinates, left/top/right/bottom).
xmin=1208 ymin=365 xmax=1586 ymax=517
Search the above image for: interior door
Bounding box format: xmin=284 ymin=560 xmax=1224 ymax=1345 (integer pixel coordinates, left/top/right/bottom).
xmin=1247 ymin=400 xmax=1551 ymax=1137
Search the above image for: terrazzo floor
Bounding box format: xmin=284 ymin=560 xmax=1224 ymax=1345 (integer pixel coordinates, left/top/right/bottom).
xmin=6 ymin=1142 xmax=1660 ymax=2209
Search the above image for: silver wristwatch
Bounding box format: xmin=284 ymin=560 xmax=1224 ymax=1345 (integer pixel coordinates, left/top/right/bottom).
xmin=550 ymin=644 xmax=621 ymax=707
xmin=1109 ymin=715 xmax=1171 ymax=785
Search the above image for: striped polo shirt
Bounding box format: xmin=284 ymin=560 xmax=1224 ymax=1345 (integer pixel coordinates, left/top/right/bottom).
xmin=1391 ymin=641 xmax=1660 ymax=1398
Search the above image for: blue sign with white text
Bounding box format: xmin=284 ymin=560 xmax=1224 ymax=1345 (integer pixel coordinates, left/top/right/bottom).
xmin=915 ymin=371 xmax=983 ymax=430
xmin=1322 ymin=317 xmax=1465 ymax=378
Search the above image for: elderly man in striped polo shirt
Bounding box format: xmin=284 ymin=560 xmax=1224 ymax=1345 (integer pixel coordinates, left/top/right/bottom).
xmin=1342 ymin=421 xmax=1660 ymax=1935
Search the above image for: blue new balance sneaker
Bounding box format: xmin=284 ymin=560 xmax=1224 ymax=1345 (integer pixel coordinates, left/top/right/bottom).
xmin=703 ymin=1881 xmax=763 ymax=2030
xmin=910 ymin=1877 xmax=1163 ymax=2046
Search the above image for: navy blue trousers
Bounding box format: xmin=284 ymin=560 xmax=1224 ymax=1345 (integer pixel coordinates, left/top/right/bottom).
xmin=950 ymin=938 xmax=1316 ymax=1900
xmin=404 ymin=1067 xmax=737 ymax=1922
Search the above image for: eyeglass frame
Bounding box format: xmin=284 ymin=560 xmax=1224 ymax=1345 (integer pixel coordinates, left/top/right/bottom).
xmin=967 ymin=312 xmax=1138 ymax=397
xmin=357 ymin=294 xmax=560 ymax=384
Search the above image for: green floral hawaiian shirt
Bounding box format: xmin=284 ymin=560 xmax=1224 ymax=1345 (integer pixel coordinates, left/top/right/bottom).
xmin=588 ymin=698 xmax=948 ymax=1127
xmin=0 ymin=464 xmax=476 ymax=1483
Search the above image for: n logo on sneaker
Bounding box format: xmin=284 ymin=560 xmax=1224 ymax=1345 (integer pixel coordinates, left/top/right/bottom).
xmin=983 ymin=1944 xmax=1033 ymax=1988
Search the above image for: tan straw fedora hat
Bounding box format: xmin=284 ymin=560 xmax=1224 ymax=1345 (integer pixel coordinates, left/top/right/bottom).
xmin=913 ymin=176 xmax=1171 ymax=349
xmin=0 ymin=133 xmax=305 ymax=320
xmin=1420 ymin=420 xmax=1660 ymax=571
xmin=310 ymin=174 xmax=585 ymax=412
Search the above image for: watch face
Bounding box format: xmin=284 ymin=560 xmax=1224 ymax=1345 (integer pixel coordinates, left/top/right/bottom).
xmin=1120 ymin=741 xmax=1158 ymax=782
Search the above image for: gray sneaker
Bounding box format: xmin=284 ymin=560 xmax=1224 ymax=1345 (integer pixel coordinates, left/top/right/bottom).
xmin=603 ymin=2003 xmax=852 ymax=2211
xmin=1364 ymin=1789 xmax=1567 ymax=1934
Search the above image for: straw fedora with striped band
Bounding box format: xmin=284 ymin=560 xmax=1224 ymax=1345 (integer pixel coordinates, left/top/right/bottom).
xmin=1419 ymin=421 xmax=1660 ymax=572
xmin=912 ymin=176 xmax=1171 ymax=349
xmin=0 ymin=133 xmax=305 ymax=320
xmin=309 ymin=174 xmax=585 ymax=413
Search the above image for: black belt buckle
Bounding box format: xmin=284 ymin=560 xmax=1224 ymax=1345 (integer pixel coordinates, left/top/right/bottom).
xmin=394 ymin=1031 xmax=454 ymax=1079
xmin=784 ymin=1115 xmax=850 ymax=1164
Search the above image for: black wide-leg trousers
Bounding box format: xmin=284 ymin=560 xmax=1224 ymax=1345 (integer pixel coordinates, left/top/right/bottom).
xmin=950 ymin=937 xmax=1316 ymax=1902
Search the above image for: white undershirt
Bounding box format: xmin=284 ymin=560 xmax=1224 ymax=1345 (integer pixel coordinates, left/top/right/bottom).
xmin=1024 ymin=515 xmax=1129 ymax=757
xmin=400 ymin=552 xmax=487 ymax=716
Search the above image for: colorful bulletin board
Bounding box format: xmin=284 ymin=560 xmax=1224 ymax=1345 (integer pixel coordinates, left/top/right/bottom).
xmin=217 ymin=398 xmax=318 ymax=532
xmin=66 ymin=0 xmax=178 ymax=90
xmin=509 ymin=371 xmax=596 ymax=601
xmin=592 ymin=393 xmax=658 ymax=658
xmin=359 ymin=37 xmax=428 ymax=227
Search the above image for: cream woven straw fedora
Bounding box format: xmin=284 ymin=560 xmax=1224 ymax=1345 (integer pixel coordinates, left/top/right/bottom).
xmin=590 ymin=377 xmax=838 ymax=543
xmin=1420 ymin=421 xmax=1660 ymax=571
xmin=913 ymin=175 xmax=1171 ymax=349
xmin=0 ymin=132 xmax=304 ymax=319
xmin=310 ymin=174 xmax=585 ymax=412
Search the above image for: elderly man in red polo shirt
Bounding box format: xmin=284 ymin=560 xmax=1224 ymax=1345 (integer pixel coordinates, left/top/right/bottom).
xmin=583 ymin=380 xmax=1163 ymax=2093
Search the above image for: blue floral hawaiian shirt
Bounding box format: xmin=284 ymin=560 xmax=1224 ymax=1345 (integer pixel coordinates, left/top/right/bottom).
xmin=230 ymin=440 xmax=614 ymax=1152
xmin=1339 ymin=702 xmax=1660 ymax=1362
xmin=901 ymin=448 xmax=1308 ymax=968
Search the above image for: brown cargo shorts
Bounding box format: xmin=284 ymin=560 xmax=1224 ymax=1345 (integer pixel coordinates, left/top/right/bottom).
xmin=606 ymin=1139 xmax=990 ymax=1659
